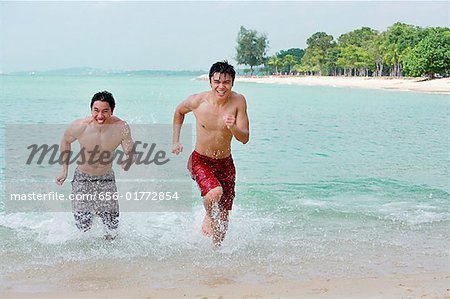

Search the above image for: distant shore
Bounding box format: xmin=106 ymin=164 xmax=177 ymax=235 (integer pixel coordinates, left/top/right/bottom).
xmin=232 ymin=75 xmax=450 ymax=94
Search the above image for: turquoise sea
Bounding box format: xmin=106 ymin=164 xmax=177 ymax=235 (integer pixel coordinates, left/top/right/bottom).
xmin=0 ymin=75 xmax=449 ymax=290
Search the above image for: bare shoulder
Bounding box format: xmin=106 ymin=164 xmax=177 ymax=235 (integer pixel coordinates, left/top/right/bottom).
xmin=231 ymin=91 xmax=247 ymax=106
xmin=72 ymin=117 xmax=90 ymax=125
xmin=186 ymin=92 xmax=208 ymax=109
xmin=69 ymin=117 xmax=90 ymax=131
xmin=110 ymin=116 xmax=130 ymax=129
xmin=109 ymin=115 xmax=124 ymax=125
xmin=110 ymin=116 xmax=131 ymax=135
xmin=65 ymin=118 xmax=88 ymax=139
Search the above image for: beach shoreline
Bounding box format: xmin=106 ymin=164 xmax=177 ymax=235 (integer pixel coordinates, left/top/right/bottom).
xmin=232 ymin=76 xmax=450 ymax=94
xmin=2 ymin=272 xmax=448 ymax=298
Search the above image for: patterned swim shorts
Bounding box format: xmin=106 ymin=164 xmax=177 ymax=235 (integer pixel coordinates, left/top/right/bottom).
xmin=71 ymin=168 xmax=119 ymax=233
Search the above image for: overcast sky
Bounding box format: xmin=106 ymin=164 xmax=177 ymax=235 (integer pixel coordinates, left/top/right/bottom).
xmin=0 ymin=1 xmax=448 ymax=73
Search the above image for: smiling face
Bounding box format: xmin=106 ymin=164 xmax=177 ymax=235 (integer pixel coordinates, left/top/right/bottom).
xmin=91 ymin=101 xmax=112 ymax=125
xmin=210 ymin=72 xmax=233 ymax=100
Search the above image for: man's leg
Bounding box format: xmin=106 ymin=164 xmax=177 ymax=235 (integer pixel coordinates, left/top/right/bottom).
xmin=72 ymin=193 xmax=94 ymax=232
xmin=97 ymin=198 xmax=119 ymax=240
xmin=98 ymin=210 xmax=119 ymax=240
xmin=188 ymin=151 xmax=228 ymax=246
xmin=216 ymin=209 xmax=229 ymax=245
xmin=73 ymin=198 xmax=94 ymax=232
xmin=72 ymin=168 xmax=95 ymax=232
xmin=74 ymin=210 xmax=94 ymax=232
xmin=217 ymin=156 xmax=235 ymax=246
xmin=203 ymin=186 xmax=232 ymax=247
xmin=96 ymin=173 xmax=119 ymax=240
xmin=202 ymin=186 xmax=224 ymax=245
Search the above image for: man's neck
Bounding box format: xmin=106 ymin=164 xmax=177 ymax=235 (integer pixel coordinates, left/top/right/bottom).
xmin=208 ymin=92 xmax=229 ymax=106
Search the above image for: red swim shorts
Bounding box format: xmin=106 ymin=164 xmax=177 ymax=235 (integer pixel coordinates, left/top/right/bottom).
xmin=188 ymin=150 xmax=236 ymax=210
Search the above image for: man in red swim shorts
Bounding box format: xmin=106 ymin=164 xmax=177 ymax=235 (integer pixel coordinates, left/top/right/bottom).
xmin=172 ymin=61 xmax=250 ymax=247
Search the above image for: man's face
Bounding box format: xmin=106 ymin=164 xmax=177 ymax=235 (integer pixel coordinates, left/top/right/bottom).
xmin=91 ymin=101 xmax=112 ymax=125
xmin=210 ymin=72 xmax=233 ymax=99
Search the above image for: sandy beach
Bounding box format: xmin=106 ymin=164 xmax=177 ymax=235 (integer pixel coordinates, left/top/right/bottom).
xmin=2 ymin=272 xmax=449 ymax=298
xmin=234 ymin=76 xmax=450 ymax=94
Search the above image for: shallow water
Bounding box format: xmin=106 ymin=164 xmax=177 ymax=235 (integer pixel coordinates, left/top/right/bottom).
xmin=0 ymin=75 xmax=448 ymax=290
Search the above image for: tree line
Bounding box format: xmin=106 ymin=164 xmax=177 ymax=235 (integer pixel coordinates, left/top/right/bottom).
xmin=236 ymin=23 xmax=450 ymax=78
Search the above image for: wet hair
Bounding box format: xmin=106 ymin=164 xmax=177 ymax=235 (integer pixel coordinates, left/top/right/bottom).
xmin=90 ymin=91 xmax=115 ymax=112
xmin=209 ymin=61 xmax=236 ymax=84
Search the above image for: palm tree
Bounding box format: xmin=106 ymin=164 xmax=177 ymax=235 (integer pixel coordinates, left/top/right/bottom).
xmin=268 ymin=56 xmax=282 ymax=75
xmin=283 ymin=54 xmax=297 ymax=75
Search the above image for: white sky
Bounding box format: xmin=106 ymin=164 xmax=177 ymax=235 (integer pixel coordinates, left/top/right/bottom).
xmin=0 ymin=1 xmax=448 ymax=73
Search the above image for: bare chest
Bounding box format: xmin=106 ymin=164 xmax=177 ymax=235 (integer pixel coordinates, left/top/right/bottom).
xmin=77 ymin=125 xmax=122 ymax=152
xmin=194 ymin=102 xmax=237 ymax=131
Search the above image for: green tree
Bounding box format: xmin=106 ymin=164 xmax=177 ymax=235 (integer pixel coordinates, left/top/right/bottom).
xmin=283 ymin=54 xmax=297 ymax=74
xmin=404 ymin=28 xmax=450 ymax=78
xmin=383 ymin=22 xmax=423 ymax=76
xmin=338 ymin=27 xmax=377 ymax=48
xmin=267 ymin=56 xmax=282 ymax=75
xmin=324 ymin=45 xmax=340 ymax=76
xmin=277 ymin=48 xmax=305 ymax=61
xmin=336 ymin=45 xmax=358 ymax=76
xmin=300 ymin=32 xmax=334 ymax=75
xmin=298 ymin=50 xmax=320 ymax=75
xmin=337 ymin=27 xmax=378 ymax=76
xmin=369 ymin=33 xmax=387 ymax=76
xmin=236 ymin=26 xmax=269 ymax=76
xmin=276 ymin=48 xmax=305 ymax=73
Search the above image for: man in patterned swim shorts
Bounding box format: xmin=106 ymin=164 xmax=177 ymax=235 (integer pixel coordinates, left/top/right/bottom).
xmin=55 ymin=91 xmax=135 ymax=240
xmin=172 ymin=61 xmax=250 ymax=247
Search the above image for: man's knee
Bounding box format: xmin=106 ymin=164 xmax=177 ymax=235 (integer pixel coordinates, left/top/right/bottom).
xmin=99 ymin=212 xmax=119 ymax=230
xmin=204 ymin=186 xmax=223 ymax=203
xmin=74 ymin=212 xmax=93 ymax=232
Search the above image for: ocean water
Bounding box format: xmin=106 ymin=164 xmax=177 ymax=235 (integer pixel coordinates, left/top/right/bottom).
xmin=0 ymin=75 xmax=449 ymax=290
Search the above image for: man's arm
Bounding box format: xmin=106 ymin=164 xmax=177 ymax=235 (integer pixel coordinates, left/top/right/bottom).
xmin=172 ymin=95 xmax=196 ymax=155
xmin=224 ymin=96 xmax=249 ymax=144
xmin=119 ymin=121 xmax=135 ymax=171
xmin=55 ymin=124 xmax=77 ymax=185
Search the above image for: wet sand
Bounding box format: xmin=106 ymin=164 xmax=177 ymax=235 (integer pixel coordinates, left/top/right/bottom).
xmin=2 ymin=272 xmax=449 ymax=298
